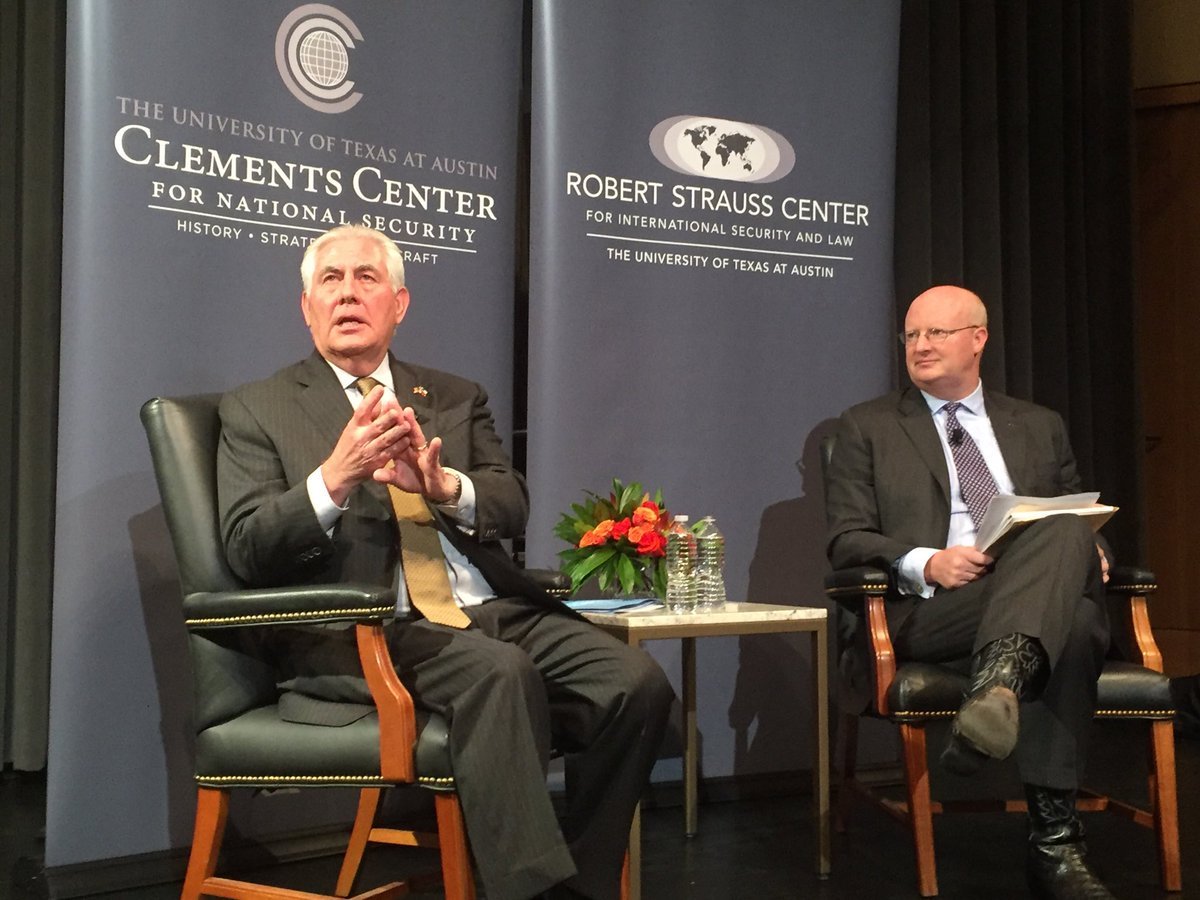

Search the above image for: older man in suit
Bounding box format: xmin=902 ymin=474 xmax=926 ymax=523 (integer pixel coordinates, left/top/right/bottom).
xmin=217 ymin=224 xmax=672 ymax=900
xmin=825 ymin=286 xmax=1115 ymax=899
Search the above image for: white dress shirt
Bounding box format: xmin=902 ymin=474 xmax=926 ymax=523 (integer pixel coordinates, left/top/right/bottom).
xmin=896 ymin=380 xmax=1015 ymax=598
xmin=305 ymin=357 xmax=497 ymax=612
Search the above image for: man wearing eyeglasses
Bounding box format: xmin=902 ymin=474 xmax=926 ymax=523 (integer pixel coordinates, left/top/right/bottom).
xmin=825 ymin=285 xmax=1115 ymax=899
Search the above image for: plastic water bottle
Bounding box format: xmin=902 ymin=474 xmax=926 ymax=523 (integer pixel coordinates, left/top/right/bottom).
xmin=665 ymin=515 xmax=697 ymax=613
xmin=694 ymin=516 xmax=726 ymax=609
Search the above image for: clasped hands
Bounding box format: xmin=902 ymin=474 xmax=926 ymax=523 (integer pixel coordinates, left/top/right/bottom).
xmin=321 ymin=384 xmax=457 ymax=507
xmin=924 ymin=542 xmax=1110 ymax=591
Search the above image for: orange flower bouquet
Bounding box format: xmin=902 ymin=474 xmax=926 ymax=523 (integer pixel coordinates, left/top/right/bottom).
xmin=553 ymin=479 xmax=669 ymax=597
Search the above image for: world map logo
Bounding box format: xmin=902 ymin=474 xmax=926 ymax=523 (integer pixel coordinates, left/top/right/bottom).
xmin=649 ymin=115 xmax=795 ymax=184
xmin=276 ymin=4 xmax=364 ymax=114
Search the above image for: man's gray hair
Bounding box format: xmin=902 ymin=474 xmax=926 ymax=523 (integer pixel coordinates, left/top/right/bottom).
xmin=300 ymin=224 xmax=406 ymax=293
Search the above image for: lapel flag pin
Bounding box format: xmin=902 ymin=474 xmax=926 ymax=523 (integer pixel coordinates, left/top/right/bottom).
xmin=412 ymin=385 xmax=429 ymax=398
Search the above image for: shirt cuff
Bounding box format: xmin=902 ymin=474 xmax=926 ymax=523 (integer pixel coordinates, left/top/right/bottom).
xmin=897 ymin=547 xmax=938 ymax=599
xmin=307 ymin=467 xmax=347 ymax=534
xmin=436 ymin=468 xmax=476 ymax=528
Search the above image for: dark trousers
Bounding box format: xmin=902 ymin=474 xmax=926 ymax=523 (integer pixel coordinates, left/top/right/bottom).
xmin=892 ymin=515 xmax=1110 ymax=789
xmin=274 ymin=599 xmax=673 ymax=900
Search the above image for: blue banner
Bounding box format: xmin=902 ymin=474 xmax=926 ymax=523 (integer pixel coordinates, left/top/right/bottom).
xmin=50 ymin=0 xmax=522 ymax=868
xmin=528 ymin=0 xmax=900 ymax=779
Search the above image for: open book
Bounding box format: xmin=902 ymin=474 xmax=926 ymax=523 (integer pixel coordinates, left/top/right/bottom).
xmin=974 ymin=492 xmax=1117 ymax=553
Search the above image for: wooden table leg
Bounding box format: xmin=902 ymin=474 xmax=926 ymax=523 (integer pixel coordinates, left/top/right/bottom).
xmin=683 ymin=635 xmax=698 ymax=837
xmin=812 ymin=622 xmax=831 ymax=876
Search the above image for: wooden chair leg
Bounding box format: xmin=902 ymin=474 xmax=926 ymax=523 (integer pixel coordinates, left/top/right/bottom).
xmin=337 ymin=787 xmax=385 ymax=897
xmin=621 ymin=848 xmax=630 ymax=900
xmin=435 ymin=792 xmax=476 ymax=900
xmin=835 ymin=712 xmax=859 ymax=832
xmin=900 ymin=724 xmax=938 ymax=897
xmin=182 ymin=786 xmax=229 ymax=900
xmin=1149 ymin=720 xmax=1182 ymax=891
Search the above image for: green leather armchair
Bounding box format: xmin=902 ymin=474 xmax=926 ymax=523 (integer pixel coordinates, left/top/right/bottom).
xmin=141 ymin=394 xmax=472 ymax=900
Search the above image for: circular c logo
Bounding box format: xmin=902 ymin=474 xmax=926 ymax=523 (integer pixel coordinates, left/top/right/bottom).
xmin=276 ymin=4 xmax=364 ymax=114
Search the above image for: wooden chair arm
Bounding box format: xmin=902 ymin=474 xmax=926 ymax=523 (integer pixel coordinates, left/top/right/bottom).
xmin=824 ymin=566 xmax=890 ymax=610
xmin=1105 ymin=567 xmax=1163 ymax=672
xmin=866 ymin=595 xmax=898 ymax=716
xmin=355 ymin=623 xmax=417 ymax=783
xmin=823 ymin=566 xmax=896 ymax=716
xmin=1126 ymin=592 xmax=1165 ymax=673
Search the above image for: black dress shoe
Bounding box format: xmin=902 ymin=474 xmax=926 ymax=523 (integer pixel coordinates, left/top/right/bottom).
xmin=941 ymin=633 xmax=1048 ymax=776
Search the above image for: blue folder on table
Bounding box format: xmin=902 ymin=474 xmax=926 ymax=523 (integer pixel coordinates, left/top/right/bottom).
xmin=563 ymin=597 xmax=662 ymax=613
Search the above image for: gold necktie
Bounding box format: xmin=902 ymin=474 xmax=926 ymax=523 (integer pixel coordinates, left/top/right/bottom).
xmin=355 ymin=377 xmax=471 ymax=629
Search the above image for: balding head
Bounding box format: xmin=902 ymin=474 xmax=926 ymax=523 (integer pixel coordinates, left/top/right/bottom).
xmin=902 ymin=286 xmax=989 ymax=400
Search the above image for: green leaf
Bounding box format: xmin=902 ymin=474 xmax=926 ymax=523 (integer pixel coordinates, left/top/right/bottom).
xmin=558 ymin=547 xmax=592 ymax=566
xmin=652 ymin=561 xmax=667 ymax=599
xmin=569 ymin=546 xmax=618 ymax=584
xmin=616 ymin=553 xmax=638 ymax=595
xmin=553 ymin=521 xmax=580 ymax=543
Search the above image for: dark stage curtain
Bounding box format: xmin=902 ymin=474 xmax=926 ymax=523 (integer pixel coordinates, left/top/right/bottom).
xmin=894 ymin=1 xmax=1141 ymax=560
xmin=0 ymin=0 xmax=65 ymax=770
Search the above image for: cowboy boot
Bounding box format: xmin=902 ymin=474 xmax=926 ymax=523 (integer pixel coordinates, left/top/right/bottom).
xmin=941 ymin=633 xmax=1048 ymax=776
xmin=1025 ymin=784 xmax=1115 ymax=899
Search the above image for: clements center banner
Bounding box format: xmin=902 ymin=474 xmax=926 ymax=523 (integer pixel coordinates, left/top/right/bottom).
xmin=50 ymin=0 xmax=521 ymax=872
xmin=528 ymin=0 xmax=900 ymax=781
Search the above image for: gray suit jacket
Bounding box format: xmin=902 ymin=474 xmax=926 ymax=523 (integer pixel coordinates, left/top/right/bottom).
xmin=216 ymin=351 xmax=551 ymax=605
xmin=824 ymin=386 xmax=1090 ymax=709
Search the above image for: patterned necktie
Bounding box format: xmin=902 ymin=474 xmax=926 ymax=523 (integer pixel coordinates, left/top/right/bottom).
xmin=355 ymin=377 xmax=471 ymax=629
xmin=942 ymin=401 xmax=1000 ymax=531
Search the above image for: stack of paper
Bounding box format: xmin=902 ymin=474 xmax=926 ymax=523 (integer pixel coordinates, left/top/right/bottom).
xmin=974 ymin=492 xmax=1117 ymax=552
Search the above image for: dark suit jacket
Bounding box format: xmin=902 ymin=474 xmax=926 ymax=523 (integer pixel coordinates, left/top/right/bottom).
xmin=826 ymin=385 xmax=1083 ymax=579
xmin=824 ymin=385 xmax=1093 ymax=708
xmin=216 ymin=350 xmax=554 ymax=606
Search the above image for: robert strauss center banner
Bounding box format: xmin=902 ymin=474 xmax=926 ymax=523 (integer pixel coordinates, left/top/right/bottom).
xmin=528 ymin=0 xmax=900 ymax=784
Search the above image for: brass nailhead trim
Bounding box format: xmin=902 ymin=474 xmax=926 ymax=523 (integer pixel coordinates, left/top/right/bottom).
xmin=891 ymin=711 xmax=956 ymax=720
xmin=197 ymin=774 xmax=386 ymax=783
xmin=825 ymin=585 xmax=888 ymax=596
xmin=824 ymin=582 xmax=1158 ymax=598
xmin=195 ymin=773 xmax=459 ymax=786
xmin=889 ymin=709 xmax=1174 ymax=721
xmin=1093 ymin=709 xmax=1174 ymax=717
xmin=186 ymin=606 xmax=395 ymax=626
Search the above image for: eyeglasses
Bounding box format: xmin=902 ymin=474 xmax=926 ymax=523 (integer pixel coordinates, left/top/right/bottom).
xmin=898 ymin=325 xmax=983 ymax=346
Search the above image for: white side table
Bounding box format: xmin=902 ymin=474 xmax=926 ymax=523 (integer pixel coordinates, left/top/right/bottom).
xmin=584 ymin=602 xmax=830 ymax=899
